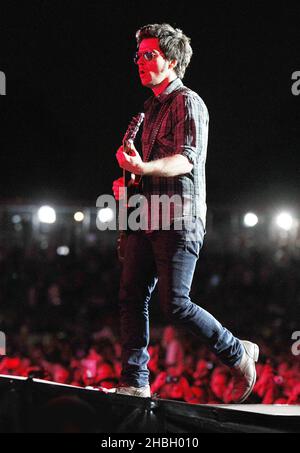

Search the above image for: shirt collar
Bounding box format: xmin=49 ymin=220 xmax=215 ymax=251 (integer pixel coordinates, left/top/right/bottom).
xmin=144 ymin=78 xmax=183 ymax=108
xmin=156 ymin=78 xmax=183 ymax=103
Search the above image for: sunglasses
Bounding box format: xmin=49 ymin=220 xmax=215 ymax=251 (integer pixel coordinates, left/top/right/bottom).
xmin=133 ymin=49 xmax=163 ymax=65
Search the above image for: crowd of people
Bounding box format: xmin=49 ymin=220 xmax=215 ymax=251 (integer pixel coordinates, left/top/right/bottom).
xmin=0 ymin=239 xmax=299 ymax=404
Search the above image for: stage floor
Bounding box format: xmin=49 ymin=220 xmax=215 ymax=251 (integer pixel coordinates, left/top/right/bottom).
xmin=1 ymin=375 xmax=300 ymax=432
xmin=209 ymin=404 xmax=300 ymax=416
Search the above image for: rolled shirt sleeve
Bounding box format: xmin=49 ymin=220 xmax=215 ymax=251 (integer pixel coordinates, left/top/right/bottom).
xmin=173 ymin=91 xmax=209 ymax=166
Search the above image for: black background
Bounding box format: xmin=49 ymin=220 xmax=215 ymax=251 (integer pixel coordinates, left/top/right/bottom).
xmin=1 ymin=1 xmax=299 ymax=208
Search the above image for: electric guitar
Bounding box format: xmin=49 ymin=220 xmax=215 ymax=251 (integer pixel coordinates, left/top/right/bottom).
xmin=117 ymin=112 xmax=144 ymax=262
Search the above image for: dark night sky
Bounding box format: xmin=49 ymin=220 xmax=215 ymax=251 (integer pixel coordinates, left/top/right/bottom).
xmin=1 ymin=2 xmax=300 ymax=209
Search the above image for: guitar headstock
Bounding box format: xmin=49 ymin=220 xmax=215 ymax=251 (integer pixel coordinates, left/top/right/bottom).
xmin=123 ymin=112 xmax=145 ymax=146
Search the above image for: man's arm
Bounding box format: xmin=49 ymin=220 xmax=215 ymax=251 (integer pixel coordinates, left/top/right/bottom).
xmin=116 ymin=145 xmax=192 ymax=177
xmin=142 ymin=154 xmax=193 ymax=177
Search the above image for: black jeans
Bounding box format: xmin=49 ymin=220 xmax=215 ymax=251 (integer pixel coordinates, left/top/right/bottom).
xmin=119 ymin=219 xmax=243 ymax=387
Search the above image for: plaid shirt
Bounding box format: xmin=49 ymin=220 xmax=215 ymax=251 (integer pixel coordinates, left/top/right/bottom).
xmin=140 ymin=78 xmax=209 ymax=233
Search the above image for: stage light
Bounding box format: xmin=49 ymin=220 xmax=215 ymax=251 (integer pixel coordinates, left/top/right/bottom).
xmin=38 ymin=206 xmax=56 ymax=224
xmin=57 ymin=246 xmax=70 ymax=256
xmin=97 ymin=208 xmax=114 ymax=224
xmin=12 ymin=215 xmax=22 ymax=224
xmin=276 ymin=212 xmax=294 ymax=231
xmin=244 ymin=212 xmax=258 ymax=228
xmin=74 ymin=211 xmax=85 ymax=222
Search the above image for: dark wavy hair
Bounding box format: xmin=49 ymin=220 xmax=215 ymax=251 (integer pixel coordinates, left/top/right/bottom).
xmin=136 ymin=23 xmax=193 ymax=79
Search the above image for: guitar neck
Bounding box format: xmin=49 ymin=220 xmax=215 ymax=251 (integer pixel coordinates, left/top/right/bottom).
xmin=123 ymin=141 xmax=141 ymax=189
xmin=117 ymin=113 xmax=144 ymax=235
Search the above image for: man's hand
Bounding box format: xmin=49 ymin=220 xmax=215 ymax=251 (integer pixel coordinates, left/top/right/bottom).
xmin=112 ymin=176 xmax=125 ymax=200
xmin=116 ymin=144 xmax=145 ymax=175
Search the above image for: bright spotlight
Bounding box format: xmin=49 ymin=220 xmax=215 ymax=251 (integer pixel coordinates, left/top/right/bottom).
xmin=244 ymin=212 xmax=258 ymax=228
xmin=97 ymin=208 xmax=114 ymax=224
xmin=57 ymin=246 xmax=70 ymax=256
xmin=74 ymin=211 xmax=85 ymax=222
xmin=38 ymin=206 xmax=56 ymax=224
xmin=276 ymin=212 xmax=293 ymax=231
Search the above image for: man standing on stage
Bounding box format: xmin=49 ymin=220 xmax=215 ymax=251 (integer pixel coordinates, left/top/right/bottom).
xmin=113 ymin=23 xmax=259 ymax=402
